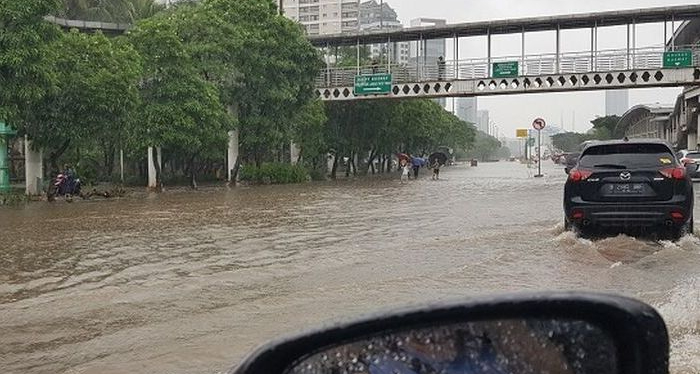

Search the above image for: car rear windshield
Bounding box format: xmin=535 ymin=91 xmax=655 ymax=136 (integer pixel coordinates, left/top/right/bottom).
xmin=578 ymin=143 xmax=676 ymax=169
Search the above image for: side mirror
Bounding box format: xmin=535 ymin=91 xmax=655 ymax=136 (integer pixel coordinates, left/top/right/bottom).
xmin=564 ymin=167 xmax=570 ymax=174
xmin=229 ymin=293 xmax=669 ymax=374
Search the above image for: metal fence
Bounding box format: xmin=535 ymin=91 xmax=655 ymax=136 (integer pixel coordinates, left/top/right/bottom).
xmin=316 ymin=45 xmax=700 ymax=88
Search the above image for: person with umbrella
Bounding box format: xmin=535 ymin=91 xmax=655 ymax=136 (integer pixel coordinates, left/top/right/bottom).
xmin=411 ymin=155 xmax=424 ymax=179
xmin=431 ymin=159 xmax=441 ymax=180
xmin=429 ymin=152 xmax=447 ymax=180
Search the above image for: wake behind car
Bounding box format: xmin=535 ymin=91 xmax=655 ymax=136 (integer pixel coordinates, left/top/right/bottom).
xmin=564 ymin=139 xmax=694 ymax=239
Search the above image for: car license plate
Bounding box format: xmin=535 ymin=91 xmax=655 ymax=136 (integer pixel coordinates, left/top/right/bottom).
xmin=611 ymin=183 xmax=644 ymax=194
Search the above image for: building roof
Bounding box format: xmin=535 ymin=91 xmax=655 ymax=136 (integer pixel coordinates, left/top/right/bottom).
xmin=615 ymin=104 xmax=674 ymax=136
xmin=308 ymin=4 xmax=700 ymax=47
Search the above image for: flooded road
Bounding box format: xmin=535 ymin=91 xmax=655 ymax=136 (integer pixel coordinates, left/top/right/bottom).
xmin=1 ymin=161 xmax=699 ymax=374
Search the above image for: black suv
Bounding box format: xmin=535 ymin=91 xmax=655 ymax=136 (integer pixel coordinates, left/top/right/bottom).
xmin=564 ymin=139 xmax=694 ymax=239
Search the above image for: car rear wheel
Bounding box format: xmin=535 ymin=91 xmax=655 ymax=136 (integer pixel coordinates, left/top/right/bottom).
xmin=667 ymin=218 xmax=694 ymax=241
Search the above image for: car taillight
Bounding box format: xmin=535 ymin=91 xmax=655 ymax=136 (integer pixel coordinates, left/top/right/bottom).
xmin=568 ymin=169 xmax=592 ymax=182
xmin=659 ymin=167 xmax=686 ymax=180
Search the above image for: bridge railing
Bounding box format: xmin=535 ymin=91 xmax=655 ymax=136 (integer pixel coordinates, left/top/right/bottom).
xmin=316 ymin=45 xmax=700 ymax=88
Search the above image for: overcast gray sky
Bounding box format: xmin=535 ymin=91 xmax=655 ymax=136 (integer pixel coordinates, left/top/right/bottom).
xmin=385 ymin=0 xmax=698 ymax=137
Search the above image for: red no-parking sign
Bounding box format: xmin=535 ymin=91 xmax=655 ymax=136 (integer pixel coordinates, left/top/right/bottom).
xmin=532 ymin=118 xmax=546 ymax=131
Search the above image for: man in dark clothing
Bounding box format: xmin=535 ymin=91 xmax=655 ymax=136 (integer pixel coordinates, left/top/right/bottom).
xmin=437 ymin=56 xmax=446 ymax=81
xmin=411 ymin=157 xmax=422 ymax=179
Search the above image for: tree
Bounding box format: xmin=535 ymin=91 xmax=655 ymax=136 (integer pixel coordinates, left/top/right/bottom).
xmin=128 ymin=12 xmax=229 ymax=188
xmin=322 ymin=99 xmax=475 ymax=178
xmin=465 ymin=131 xmax=502 ymax=161
xmin=31 ymin=31 xmax=142 ymax=177
xmin=551 ymin=132 xmax=593 ymax=152
xmin=590 ymin=115 xmax=621 ymax=139
xmin=0 ymin=0 xmax=61 ymax=128
xmin=59 ymin=0 xmax=165 ymax=23
xmin=165 ymin=0 xmax=323 ymax=170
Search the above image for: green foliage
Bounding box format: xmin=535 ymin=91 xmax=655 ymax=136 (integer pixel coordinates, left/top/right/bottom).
xmin=464 ymin=131 xmax=502 ymax=161
xmin=590 ymin=115 xmax=621 ymax=139
xmin=239 ymin=163 xmax=309 ymax=184
xmin=551 ymin=115 xmax=621 ymax=152
xmin=551 ymin=132 xmax=595 ymax=152
xmin=0 ymin=0 xmax=61 ymax=125
xmin=31 ymin=30 xmax=142 ymax=173
xmin=128 ymin=13 xmax=229 ymax=160
xmin=58 ymin=0 xmax=165 ymax=23
xmin=497 ymin=146 xmax=511 ymax=159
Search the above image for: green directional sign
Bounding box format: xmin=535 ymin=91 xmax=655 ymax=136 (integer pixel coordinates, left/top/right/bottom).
xmin=354 ymin=74 xmax=393 ymax=95
xmin=663 ymin=50 xmax=693 ymax=68
xmin=492 ymin=61 xmax=519 ymax=78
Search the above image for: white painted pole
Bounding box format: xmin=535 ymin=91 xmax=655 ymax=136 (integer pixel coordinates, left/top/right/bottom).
xmin=487 ymin=29 xmax=492 ymax=77
xmin=120 ymin=149 xmax=124 ymax=183
xmin=555 ymin=24 xmax=561 ymax=74
xmin=147 ymin=146 xmax=156 ymax=188
xmin=626 ymin=23 xmax=631 ymax=69
xmin=290 ymin=141 xmax=300 ymax=165
xmin=24 ymin=136 xmax=43 ymax=196
xmin=521 ymin=27 xmax=526 ymax=74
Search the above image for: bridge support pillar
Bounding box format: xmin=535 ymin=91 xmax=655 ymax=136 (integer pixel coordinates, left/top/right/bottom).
xmin=24 ymin=136 xmax=43 ymax=196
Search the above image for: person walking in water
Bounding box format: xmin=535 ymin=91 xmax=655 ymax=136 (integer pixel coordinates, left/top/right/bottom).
xmin=411 ymin=156 xmax=422 ymax=179
xmin=401 ymin=160 xmax=411 ymax=183
xmin=432 ymin=159 xmax=441 ymax=180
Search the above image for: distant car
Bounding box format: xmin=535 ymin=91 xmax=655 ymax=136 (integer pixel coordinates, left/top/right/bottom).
xmin=564 ymin=139 xmax=694 ymax=239
xmin=677 ymin=150 xmax=700 ymax=181
xmin=563 ymin=152 xmax=580 ymax=172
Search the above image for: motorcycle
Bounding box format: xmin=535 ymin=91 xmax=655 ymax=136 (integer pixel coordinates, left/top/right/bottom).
xmin=47 ymin=172 xmax=82 ymax=201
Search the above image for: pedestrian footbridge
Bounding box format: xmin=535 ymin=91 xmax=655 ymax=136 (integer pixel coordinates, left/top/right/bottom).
xmin=314 ymin=46 xmax=700 ymax=101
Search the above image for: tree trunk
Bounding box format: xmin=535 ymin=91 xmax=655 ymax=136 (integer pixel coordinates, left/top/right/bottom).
xmin=189 ymin=154 xmax=198 ymax=189
xmin=151 ymin=146 xmax=163 ymax=192
xmin=102 ymin=142 xmax=115 ymax=179
xmin=345 ymin=153 xmax=351 ymax=178
xmin=367 ymin=149 xmax=377 ymax=175
xmin=331 ymin=154 xmax=338 ymax=179
xmin=48 ymin=139 xmax=71 ymax=175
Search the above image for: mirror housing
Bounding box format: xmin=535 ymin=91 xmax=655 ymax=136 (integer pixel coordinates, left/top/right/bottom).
xmin=229 ymin=292 xmax=669 ymax=374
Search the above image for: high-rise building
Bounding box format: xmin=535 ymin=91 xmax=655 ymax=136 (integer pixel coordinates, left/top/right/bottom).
xmin=476 ymin=110 xmax=490 ymax=134
xmin=456 ymin=98 xmax=478 ymax=125
xmin=358 ymin=1 xmax=409 ymax=66
xmin=408 ymin=18 xmax=447 ymax=64
xmin=408 ymin=18 xmax=447 ymax=107
xmin=605 ymin=90 xmax=630 ymax=117
xmin=283 ymin=0 xmax=360 ymax=36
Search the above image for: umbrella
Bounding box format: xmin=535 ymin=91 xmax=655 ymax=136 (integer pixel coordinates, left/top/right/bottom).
xmin=411 ymin=157 xmax=426 ymax=167
xmin=429 ymin=152 xmax=448 ymax=166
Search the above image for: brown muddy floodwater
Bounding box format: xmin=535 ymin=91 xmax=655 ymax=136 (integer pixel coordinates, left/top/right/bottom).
xmin=1 ymin=162 xmax=699 ymax=374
